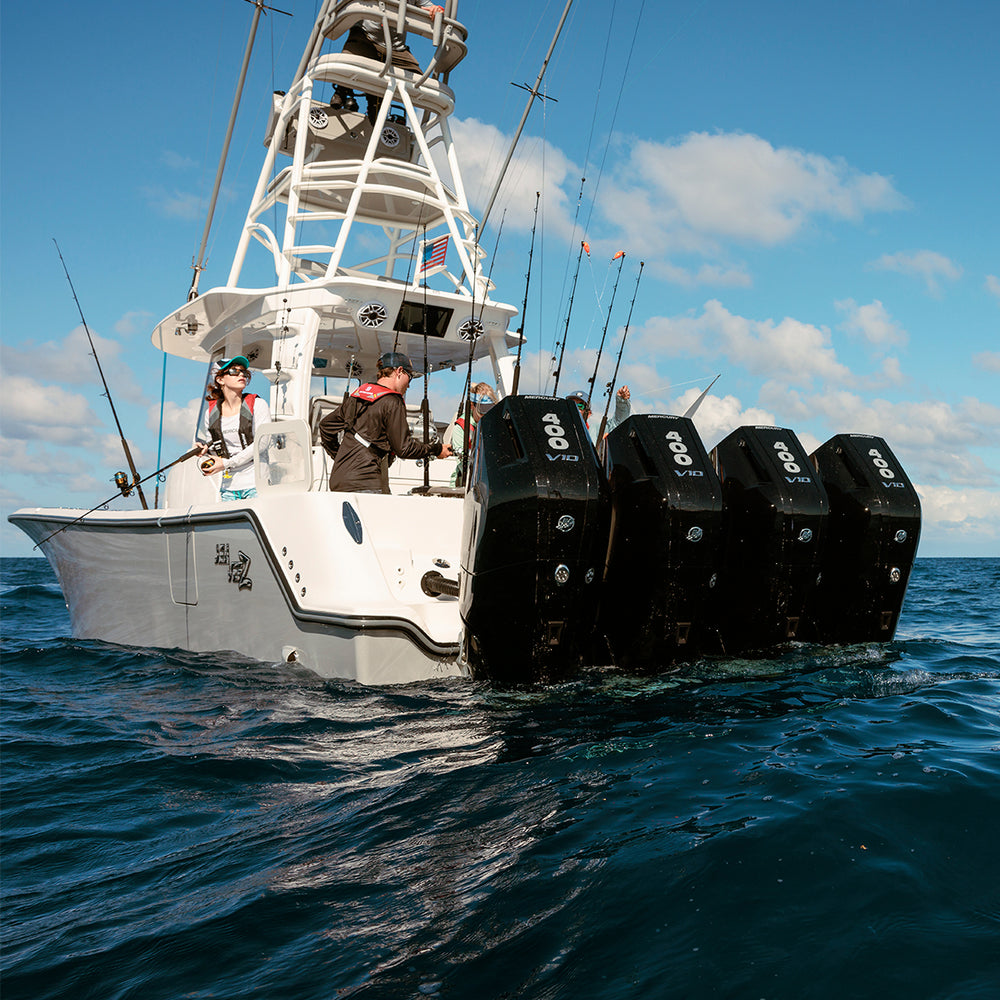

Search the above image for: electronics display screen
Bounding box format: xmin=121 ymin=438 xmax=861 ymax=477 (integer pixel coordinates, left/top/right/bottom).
xmin=394 ymin=301 xmax=453 ymax=338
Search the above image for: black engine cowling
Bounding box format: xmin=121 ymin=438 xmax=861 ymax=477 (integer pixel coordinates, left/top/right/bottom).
xmin=712 ymin=425 xmax=830 ymax=653
xmin=806 ymin=433 xmax=921 ymax=643
xmin=601 ymin=414 xmax=725 ymax=669
xmin=459 ymin=395 xmax=610 ymax=685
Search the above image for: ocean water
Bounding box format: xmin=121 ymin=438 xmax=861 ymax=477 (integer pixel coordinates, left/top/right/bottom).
xmin=2 ymin=556 xmax=998 ymax=1000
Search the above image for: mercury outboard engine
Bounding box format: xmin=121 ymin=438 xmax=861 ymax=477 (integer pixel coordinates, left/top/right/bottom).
xmin=601 ymin=414 xmax=725 ymax=669
xmin=713 ymin=426 xmax=830 ymax=653
xmin=460 ymin=396 xmax=610 ymax=685
xmin=806 ymin=434 xmax=921 ymax=643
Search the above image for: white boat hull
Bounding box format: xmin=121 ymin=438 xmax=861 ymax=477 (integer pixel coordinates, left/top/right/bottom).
xmin=11 ymin=492 xmax=467 ymax=685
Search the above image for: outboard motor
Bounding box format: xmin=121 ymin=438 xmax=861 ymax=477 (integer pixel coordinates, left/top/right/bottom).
xmin=807 ymin=434 xmax=921 ymax=643
xmin=601 ymin=414 xmax=724 ymax=669
xmin=460 ymin=396 xmax=610 ymax=685
xmin=713 ymin=426 xmax=830 ymax=653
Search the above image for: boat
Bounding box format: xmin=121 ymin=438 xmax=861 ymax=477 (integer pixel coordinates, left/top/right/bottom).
xmin=10 ymin=0 xmax=921 ymax=686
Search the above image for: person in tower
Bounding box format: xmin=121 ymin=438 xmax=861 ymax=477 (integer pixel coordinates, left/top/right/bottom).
xmin=196 ymin=355 xmax=271 ymax=501
xmin=450 ymin=381 xmax=497 ymax=487
xmin=319 ymin=352 xmax=452 ymax=493
xmin=565 ymin=385 xmax=632 ymax=445
xmin=331 ymin=1 xmax=445 ymax=112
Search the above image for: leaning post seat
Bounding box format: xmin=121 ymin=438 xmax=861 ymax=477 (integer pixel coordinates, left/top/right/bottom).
xmin=459 ymin=396 xmax=610 ymax=685
xmin=806 ymin=434 xmax=921 ymax=644
xmin=319 ymin=0 xmax=469 ymax=81
xmin=712 ymin=426 xmax=830 ymax=654
xmin=601 ymin=414 xmax=725 ymax=670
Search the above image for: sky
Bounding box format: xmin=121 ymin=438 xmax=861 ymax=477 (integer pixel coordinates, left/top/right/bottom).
xmin=1 ymin=0 xmax=998 ymax=558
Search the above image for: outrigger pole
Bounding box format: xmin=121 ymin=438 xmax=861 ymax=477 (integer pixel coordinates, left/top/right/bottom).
xmin=478 ymin=0 xmax=574 ymax=234
xmin=187 ymin=0 xmax=292 ymax=301
xmin=53 ymin=240 xmax=149 ymax=511
xmin=596 ymin=260 xmax=644 ymax=441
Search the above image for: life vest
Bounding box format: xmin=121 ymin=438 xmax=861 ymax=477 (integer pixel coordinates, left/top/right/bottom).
xmin=455 ymin=414 xmax=477 ymax=450
xmin=344 ymin=383 xmax=402 ymax=453
xmin=207 ymin=394 xmax=257 ymax=458
xmin=350 ymin=383 xmax=401 ymax=403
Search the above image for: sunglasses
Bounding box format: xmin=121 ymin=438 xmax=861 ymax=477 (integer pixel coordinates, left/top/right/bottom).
xmin=222 ymin=367 xmax=251 ymax=379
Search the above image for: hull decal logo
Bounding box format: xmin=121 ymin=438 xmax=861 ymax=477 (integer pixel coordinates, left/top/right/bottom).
xmin=228 ymin=550 xmax=253 ymax=591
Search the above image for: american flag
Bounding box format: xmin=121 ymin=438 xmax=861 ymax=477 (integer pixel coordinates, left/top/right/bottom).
xmin=419 ymin=234 xmax=449 ymax=274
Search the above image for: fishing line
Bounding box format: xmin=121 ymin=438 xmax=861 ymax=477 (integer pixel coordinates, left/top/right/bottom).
xmin=581 ymin=0 xmax=646 ymax=237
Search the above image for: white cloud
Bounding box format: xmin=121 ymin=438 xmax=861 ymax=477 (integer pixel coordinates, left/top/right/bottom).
xmin=161 ymin=150 xmax=198 ymax=170
xmin=869 ymin=250 xmax=962 ymax=296
xmin=141 ymin=185 xmax=205 ymax=220
xmin=634 ymin=301 xmax=851 ymax=386
xmin=0 ymin=374 xmax=103 ymax=445
xmin=451 ymin=117 xmax=579 ymax=238
xmin=973 ymin=351 xmax=1000 ymax=374
xmin=917 ymin=485 xmax=1000 ymax=552
xmin=147 ymin=398 xmax=203 ymax=447
xmin=836 ymin=298 xmax=908 ymax=347
xmin=985 ymin=274 xmax=1000 ymax=300
xmin=675 ymin=390 xmax=777 ymax=449
xmin=115 ymin=311 xmax=154 ymax=336
xmin=2 ymin=325 xmax=146 ymax=403
xmin=600 ymin=131 xmax=907 ymax=255
xmin=757 ymin=384 xmax=999 ymax=488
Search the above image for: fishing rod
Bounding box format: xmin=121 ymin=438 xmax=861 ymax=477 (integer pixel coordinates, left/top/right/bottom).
xmin=596 ymin=260 xmax=644 ymax=442
xmin=33 ymin=448 xmax=201 ymax=550
xmin=585 ymin=250 xmax=626 ymax=407
xmin=457 ymin=215 xmax=505 ymax=487
xmin=420 ymin=227 xmax=432 ymax=491
xmin=511 ymin=191 xmax=540 ymax=396
xmin=551 ymin=238 xmax=588 ymax=396
xmin=53 ymin=240 xmax=149 ymax=511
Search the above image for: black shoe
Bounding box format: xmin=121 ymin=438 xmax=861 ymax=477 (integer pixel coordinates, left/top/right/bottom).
xmin=331 ymin=87 xmax=358 ymax=112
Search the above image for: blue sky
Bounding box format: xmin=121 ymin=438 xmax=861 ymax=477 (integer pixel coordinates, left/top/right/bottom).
xmin=2 ymin=0 xmax=998 ymax=557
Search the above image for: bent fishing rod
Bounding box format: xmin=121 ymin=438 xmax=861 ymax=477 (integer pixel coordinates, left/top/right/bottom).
xmin=596 ymin=260 xmax=644 ymax=441
xmin=54 ymin=240 xmax=149 ymax=510
xmin=33 ymin=447 xmax=201 ymax=549
xmin=586 ymin=251 xmax=626 ymax=406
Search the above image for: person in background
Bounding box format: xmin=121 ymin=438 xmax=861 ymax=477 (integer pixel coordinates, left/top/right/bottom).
xmin=566 ymin=385 xmax=632 ymax=445
xmin=196 ymin=356 xmax=271 ymax=501
xmin=319 ymin=351 xmax=452 ymax=493
xmin=450 ymin=382 xmax=497 ymax=486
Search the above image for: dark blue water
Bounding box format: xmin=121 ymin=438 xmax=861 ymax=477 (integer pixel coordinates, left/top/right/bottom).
xmin=2 ymin=557 xmax=998 ymax=1000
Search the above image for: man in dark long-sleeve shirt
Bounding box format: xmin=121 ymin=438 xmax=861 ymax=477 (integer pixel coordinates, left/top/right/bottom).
xmin=319 ymin=352 xmax=452 ymax=493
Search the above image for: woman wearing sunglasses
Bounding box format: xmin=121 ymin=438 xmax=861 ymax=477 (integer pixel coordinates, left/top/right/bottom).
xmin=196 ymin=356 xmax=271 ymax=501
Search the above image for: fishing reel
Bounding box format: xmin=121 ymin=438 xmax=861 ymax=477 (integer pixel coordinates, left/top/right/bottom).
xmin=113 ymin=471 xmax=135 ymax=498
xmin=200 ymin=440 xmax=224 ymax=471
